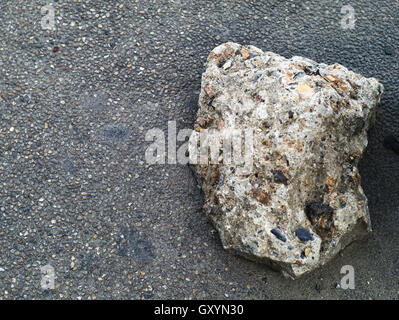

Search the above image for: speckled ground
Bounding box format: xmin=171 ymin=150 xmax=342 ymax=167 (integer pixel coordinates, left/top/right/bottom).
xmin=0 ymin=0 xmax=398 ymax=300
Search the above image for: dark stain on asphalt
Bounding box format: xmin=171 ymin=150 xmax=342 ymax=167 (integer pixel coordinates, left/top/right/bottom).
xmin=116 ymin=228 xmax=155 ymax=265
xmin=80 ymin=254 xmax=100 ymax=274
xmin=61 ymin=158 xmax=79 ymax=175
xmin=102 ymin=124 xmax=130 ymax=142
xmin=383 ymin=135 xmax=399 ymax=155
xmin=80 ymin=90 xmax=108 ymax=112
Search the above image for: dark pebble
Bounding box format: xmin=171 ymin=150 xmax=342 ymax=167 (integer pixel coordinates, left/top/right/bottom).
xmin=217 ymin=59 xmax=226 ymax=68
xmin=262 ymin=121 xmax=271 ymax=129
xmin=271 ymin=228 xmax=287 ymax=242
xmin=295 ymin=228 xmax=314 ymax=242
xmin=273 ymin=170 xmax=288 ymax=185
xmin=206 ymin=97 xmax=215 ymax=106
xmin=304 ymin=65 xmax=320 ymax=76
xmin=305 ymin=202 xmax=334 ymax=220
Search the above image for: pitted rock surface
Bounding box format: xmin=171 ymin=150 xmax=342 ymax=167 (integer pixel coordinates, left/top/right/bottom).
xmin=189 ymin=42 xmax=383 ymax=278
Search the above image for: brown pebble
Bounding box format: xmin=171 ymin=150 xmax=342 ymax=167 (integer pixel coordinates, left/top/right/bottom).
xmin=204 ymin=84 xmax=215 ymax=98
xmin=253 ymin=188 xmax=269 ymax=204
xmin=241 ymin=47 xmax=250 ymax=60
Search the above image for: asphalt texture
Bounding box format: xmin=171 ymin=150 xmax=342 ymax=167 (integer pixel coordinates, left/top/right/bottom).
xmin=0 ymin=0 xmax=398 ymax=300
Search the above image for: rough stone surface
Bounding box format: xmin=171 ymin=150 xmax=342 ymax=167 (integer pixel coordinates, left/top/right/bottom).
xmin=190 ymin=42 xmax=384 ymax=279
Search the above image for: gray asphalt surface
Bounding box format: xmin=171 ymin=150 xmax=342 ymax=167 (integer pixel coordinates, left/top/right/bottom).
xmin=0 ymin=0 xmax=398 ymax=300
